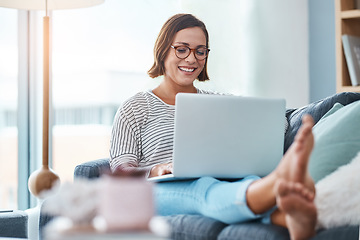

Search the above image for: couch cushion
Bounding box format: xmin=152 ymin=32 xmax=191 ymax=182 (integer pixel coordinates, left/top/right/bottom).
xmin=217 ymin=222 xmax=359 ymax=240
xmin=311 ymin=225 xmax=359 ymax=240
xmin=0 ymin=210 xmax=28 ymax=238
xmin=309 ymin=100 xmax=360 ymax=183
xmin=164 ymin=214 xmax=227 ymax=240
xmin=284 ymin=92 xmax=360 ymax=153
xmin=217 ymin=222 xmax=290 ymax=240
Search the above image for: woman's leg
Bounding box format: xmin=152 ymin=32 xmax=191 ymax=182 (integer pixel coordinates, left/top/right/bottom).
xmin=154 ymin=175 xmax=269 ymax=224
xmin=246 ymin=115 xmax=317 ymax=240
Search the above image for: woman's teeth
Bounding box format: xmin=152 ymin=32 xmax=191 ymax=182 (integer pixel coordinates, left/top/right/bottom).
xmin=179 ymin=67 xmax=195 ymax=72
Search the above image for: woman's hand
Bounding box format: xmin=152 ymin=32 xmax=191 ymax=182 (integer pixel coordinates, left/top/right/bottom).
xmin=149 ymin=162 xmax=173 ymax=178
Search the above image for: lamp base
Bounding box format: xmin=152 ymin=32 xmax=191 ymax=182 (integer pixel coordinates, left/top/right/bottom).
xmin=28 ymin=166 xmax=60 ymax=198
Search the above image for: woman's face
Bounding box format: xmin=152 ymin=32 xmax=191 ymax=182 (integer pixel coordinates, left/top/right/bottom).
xmin=163 ymin=27 xmax=207 ymax=88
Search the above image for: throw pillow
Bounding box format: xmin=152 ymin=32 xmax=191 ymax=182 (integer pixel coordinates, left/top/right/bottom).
xmin=308 ymin=100 xmax=360 ymax=183
xmin=315 ymin=151 xmax=360 ymax=229
xmin=317 ymin=102 xmax=344 ymax=118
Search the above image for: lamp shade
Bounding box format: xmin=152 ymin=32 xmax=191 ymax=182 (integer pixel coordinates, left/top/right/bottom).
xmin=0 ymin=0 xmax=104 ymax=10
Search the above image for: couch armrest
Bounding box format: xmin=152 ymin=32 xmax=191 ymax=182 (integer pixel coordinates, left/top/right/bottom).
xmin=74 ymin=158 xmax=110 ymax=179
xmin=0 ymin=210 xmax=28 ymax=238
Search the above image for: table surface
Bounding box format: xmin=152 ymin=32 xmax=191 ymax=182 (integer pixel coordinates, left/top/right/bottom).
xmin=43 ymin=217 xmax=170 ymax=240
xmin=45 ymin=231 xmax=168 ymax=240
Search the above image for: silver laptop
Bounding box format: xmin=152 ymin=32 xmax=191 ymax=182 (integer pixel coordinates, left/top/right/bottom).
xmin=148 ymin=93 xmax=286 ymax=182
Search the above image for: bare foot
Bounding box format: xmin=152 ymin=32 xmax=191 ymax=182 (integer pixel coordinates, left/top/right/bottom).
xmin=275 ymin=179 xmax=317 ymax=240
xmin=275 ymin=115 xmax=315 ymax=191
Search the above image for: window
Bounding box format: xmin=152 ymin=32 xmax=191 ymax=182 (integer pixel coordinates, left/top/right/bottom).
xmin=0 ymin=8 xmax=18 ymax=209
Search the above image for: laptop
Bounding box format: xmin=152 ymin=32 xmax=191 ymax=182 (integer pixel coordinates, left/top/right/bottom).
xmin=148 ymin=93 xmax=286 ymax=182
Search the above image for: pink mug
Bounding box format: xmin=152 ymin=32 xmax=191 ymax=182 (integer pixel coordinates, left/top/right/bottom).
xmin=95 ymin=175 xmax=155 ymax=232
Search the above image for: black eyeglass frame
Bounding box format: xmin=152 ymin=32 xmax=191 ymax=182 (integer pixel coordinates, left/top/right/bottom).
xmin=171 ymin=45 xmax=210 ymax=60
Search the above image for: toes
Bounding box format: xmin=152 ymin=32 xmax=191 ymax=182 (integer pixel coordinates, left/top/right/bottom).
xmin=276 ymin=180 xmax=315 ymax=203
xmin=295 ymin=122 xmax=313 ymax=143
xmin=302 ymin=114 xmax=314 ymax=125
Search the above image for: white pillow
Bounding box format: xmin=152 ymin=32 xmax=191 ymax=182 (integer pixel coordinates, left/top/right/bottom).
xmin=315 ymin=151 xmax=360 ymax=229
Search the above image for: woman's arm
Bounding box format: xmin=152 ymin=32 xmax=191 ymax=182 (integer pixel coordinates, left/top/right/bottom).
xmin=110 ymin=93 xmax=174 ymax=178
xmin=109 ymin=99 xmax=143 ymax=173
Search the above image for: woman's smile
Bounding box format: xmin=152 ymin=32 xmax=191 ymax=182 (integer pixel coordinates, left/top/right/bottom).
xmin=178 ymin=66 xmax=197 ymax=73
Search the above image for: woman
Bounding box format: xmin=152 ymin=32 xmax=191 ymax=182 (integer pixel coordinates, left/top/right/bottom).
xmin=110 ymin=13 xmax=317 ymax=240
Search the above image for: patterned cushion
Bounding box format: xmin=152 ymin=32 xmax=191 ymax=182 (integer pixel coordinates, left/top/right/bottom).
xmin=284 ymin=92 xmax=360 ymax=153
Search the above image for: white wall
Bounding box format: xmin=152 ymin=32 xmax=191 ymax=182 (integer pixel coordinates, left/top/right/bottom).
xmin=239 ymin=0 xmax=309 ymax=109
xmin=309 ymin=0 xmax=336 ymax=102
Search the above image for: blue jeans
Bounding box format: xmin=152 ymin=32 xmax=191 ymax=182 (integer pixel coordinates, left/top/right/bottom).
xmin=154 ymin=176 xmax=272 ymax=224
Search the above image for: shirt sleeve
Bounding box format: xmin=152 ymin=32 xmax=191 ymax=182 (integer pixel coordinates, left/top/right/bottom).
xmin=109 ymin=101 xmax=141 ymax=173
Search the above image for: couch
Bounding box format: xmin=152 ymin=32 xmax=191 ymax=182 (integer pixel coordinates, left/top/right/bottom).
xmin=0 ymin=210 xmax=28 ymax=238
xmin=41 ymin=92 xmax=360 ymax=240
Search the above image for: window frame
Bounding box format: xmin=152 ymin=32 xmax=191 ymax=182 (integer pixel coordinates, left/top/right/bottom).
xmin=17 ymin=10 xmax=31 ymax=210
xmin=17 ymin=10 xmax=46 ymax=209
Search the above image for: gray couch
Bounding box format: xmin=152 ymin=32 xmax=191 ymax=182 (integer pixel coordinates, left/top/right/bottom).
xmin=0 ymin=210 xmax=28 ymax=238
xmin=41 ymin=92 xmax=360 ymax=239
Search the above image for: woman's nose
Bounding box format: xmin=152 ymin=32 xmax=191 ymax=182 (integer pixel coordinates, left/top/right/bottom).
xmin=185 ymin=50 xmax=197 ymax=63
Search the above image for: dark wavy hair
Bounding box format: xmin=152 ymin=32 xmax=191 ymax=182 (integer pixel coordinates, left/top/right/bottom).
xmin=148 ymin=13 xmax=210 ymax=81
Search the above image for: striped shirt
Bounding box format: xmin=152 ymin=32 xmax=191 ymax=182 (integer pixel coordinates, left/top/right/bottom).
xmin=109 ymin=88 xmax=216 ymax=173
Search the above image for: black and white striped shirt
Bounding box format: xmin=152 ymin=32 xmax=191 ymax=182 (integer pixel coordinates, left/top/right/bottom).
xmin=109 ymin=89 xmax=216 ymax=173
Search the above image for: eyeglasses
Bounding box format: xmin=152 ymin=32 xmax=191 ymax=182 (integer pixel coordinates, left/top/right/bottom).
xmin=171 ymin=45 xmax=210 ymax=60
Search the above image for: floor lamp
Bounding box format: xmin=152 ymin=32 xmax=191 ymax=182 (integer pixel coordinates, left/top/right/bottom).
xmin=0 ymin=0 xmax=104 ymax=197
